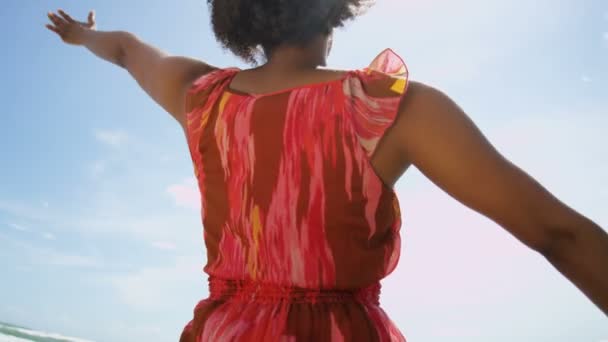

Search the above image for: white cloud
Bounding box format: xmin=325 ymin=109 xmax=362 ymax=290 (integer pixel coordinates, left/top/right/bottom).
xmin=345 ymin=0 xmax=573 ymax=87
xmin=581 ymin=75 xmax=592 ymax=83
xmin=0 ymin=200 xmax=54 ymax=222
xmin=110 ymin=256 xmax=203 ymax=311
xmin=603 ymin=32 xmax=608 ymax=41
xmin=8 ymin=223 xmax=28 ymax=231
xmin=166 ymin=177 xmax=200 ymax=210
xmin=2 ymin=236 xmax=102 ymax=269
xmin=88 ymin=160 xmax=106 ymax=178
xmin=42 ymin=232 xmax=56 ymax=240
xmin=45 ymin=254 xmax=100 ymax=268
xmin=42 ymin=201 xmax=49 ymax=208
xmin=94 ymin=130 xmax=128 ymax=147
xmin=159 ymin=154 xmax=172 ymax=163
xmin=0 ymin=198 xmax=201 ymax=246
xmin=151 ymin=241 xmax=177 ymax=250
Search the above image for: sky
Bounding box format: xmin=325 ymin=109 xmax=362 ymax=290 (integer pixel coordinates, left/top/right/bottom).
xmin=1 ymin=0 xmax=607 ymax=341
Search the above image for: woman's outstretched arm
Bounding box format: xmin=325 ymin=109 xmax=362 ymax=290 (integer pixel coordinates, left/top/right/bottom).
xmin=45 ymin=9 xmax=215 ymax=128
xmin=394 ymin=81 xmax=608 ymax=316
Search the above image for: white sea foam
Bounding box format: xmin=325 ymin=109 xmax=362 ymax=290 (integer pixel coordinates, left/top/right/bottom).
xmin=0 ymin=332 xmax=33 ymax=342
xmin=0 ymin=323 xmax=94 ymax=342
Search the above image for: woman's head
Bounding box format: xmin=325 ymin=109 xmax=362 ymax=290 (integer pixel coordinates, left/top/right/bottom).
xmin=207 ymin=0 xmax=374 ymax=66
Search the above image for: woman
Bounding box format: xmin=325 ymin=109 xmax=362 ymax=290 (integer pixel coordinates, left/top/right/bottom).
xmin=45 ymin=2 xmax=607 ymax=341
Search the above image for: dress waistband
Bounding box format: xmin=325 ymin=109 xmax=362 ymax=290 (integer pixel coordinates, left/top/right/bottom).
xmin=208 ymin=276 xmax=381 ymax=305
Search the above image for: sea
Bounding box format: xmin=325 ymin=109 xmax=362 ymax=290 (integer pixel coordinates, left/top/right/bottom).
xmin=0 ymin=322 xmax=94 ymax=342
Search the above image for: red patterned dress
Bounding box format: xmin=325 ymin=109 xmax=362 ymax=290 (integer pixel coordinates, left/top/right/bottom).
xmin=180 ymin=49 xmax=409 ymax=342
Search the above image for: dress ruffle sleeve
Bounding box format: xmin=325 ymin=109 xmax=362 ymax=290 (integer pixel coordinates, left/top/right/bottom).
xmin=344 ymin=48 xmax=409 ymax=158
xmin=184 ymin=68 xmax=239 ymax=180
xmin=185 ymin=68 xmax=239 ymax=143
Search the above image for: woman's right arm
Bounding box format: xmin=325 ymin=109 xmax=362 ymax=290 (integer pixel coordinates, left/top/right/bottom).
xmin=393 ymin=81 xmax=608 ymax=316
xmin=46 ymin=9 xmax=216 ymax=128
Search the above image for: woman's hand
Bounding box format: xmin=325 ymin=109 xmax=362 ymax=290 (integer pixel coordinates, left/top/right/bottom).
xmin=45 ymin=9 xmax=96 ymax=46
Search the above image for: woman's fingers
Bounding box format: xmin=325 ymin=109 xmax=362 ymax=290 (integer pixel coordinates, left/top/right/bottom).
xmin=47 ymin=12 xmax=66 ymax=27
xmin=45 ymin=9 xmax=95 ymax=42
xmin=46 ymin=12 xmax=68 ymax=40
xmin=57 ymin=9 xmax=75 ymax=23
xmin=87 ymin=10 xmax=96 ymax=27
xmin=45 ymin=24 xmax=61 ymax=35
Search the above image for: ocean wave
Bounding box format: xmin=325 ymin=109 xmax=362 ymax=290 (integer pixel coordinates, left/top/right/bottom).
xmin=0 ymin=332 xmax=33 ymax=342
xmin=0 ymin=322 xmax=94 ymax=342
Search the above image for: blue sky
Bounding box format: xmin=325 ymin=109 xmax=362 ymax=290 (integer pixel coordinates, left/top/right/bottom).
xmin=1 ymin=0 xmax=607 ymax=341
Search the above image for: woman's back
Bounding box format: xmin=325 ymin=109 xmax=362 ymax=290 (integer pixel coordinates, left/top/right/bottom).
xmin=227 ymin=68 xmax=350 ymax=97
xmin=180 ymin=49 xmax=408 ymax=341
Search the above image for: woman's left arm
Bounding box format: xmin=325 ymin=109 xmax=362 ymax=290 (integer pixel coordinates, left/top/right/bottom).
xmin=394 ymin=81 xmax=608 ymax=316
xmin=46 ymin=9 xmax=216 ymax=129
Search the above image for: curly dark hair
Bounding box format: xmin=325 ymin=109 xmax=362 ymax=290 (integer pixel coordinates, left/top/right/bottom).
xmin=206 ymin=0 xmax=375 ymax=65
